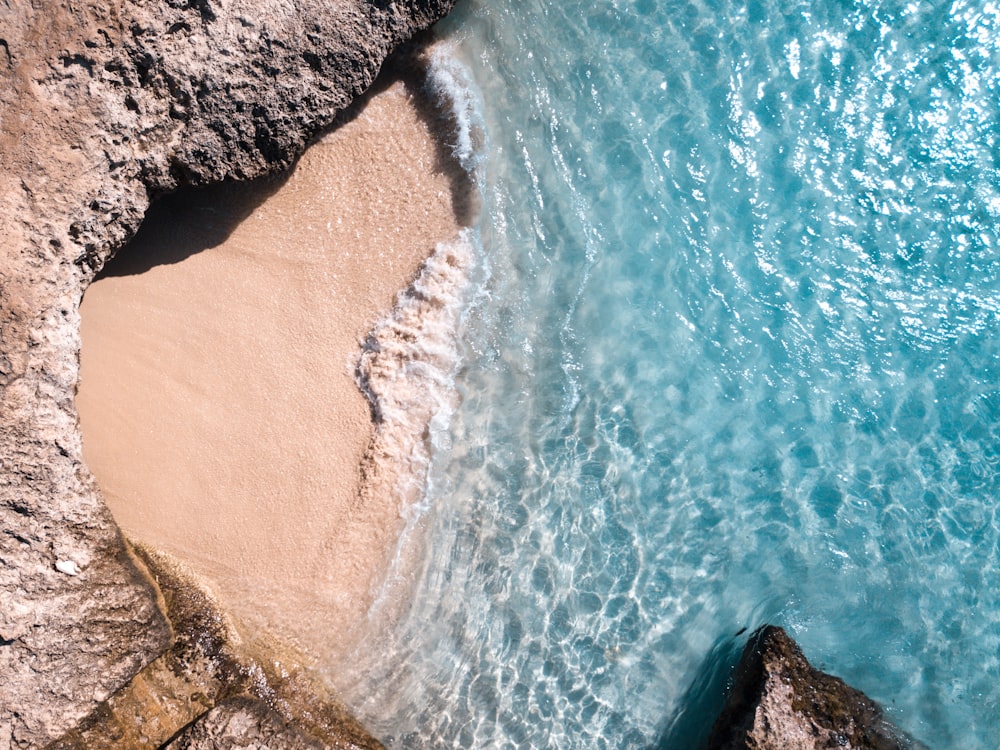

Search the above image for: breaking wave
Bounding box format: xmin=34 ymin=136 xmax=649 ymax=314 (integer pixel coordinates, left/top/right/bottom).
xmin=351 ymin=46 xmax=486 ymax=618
xmin=357 ymin=229 xmax=475 ymax=487
xmin=423 ymin=41 xmax=487 ymax=182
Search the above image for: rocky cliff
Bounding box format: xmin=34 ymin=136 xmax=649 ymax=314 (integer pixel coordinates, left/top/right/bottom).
xmin=0 ymin=0 xmax=453 ymax=746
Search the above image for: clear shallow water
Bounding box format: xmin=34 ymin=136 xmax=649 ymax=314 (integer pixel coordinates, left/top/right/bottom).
xmin=335 ymin=0 xmax=1000 ymax=746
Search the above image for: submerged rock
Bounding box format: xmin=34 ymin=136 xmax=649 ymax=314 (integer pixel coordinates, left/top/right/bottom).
xmin=0 ymin=0 xmax=453 ymax=746
xmin=708 ymin=626 xmax=921 ymax=750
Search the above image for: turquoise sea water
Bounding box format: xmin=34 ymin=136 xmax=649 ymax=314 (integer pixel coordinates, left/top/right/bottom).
xmin=338 ymin=0 xmax=1000 ymax=746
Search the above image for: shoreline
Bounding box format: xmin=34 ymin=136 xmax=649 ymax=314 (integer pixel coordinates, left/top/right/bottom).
xmin=77 ymin=49 xmax=475 ymax=671
xmin=0 ymin=0 xmax=461 ymax=742
xmin=53 ymin=543 xmax=386 ymax=749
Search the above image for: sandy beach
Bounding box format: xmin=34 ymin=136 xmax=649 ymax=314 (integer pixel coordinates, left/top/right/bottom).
xmin=77 ymin=67 xmax=469 ymax=665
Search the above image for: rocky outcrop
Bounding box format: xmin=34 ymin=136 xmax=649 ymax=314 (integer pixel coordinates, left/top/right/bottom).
xmin=0 ymin=0 xmax=453 ymax=746
xmin=49 ymin=547 xmax=382 ymax=749
xmin=707 ymin=626 xmax=920 ymax=750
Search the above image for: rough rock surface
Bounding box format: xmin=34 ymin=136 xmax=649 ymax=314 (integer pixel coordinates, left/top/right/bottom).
xmin=707 ymin=626 xmax=920 ymax=750
xmin=0 ymin=0 xmax=453 ymax=746
xmin=162 ymin=699 xmax=330 ymax=750
xmin=49 ymin=547 xmax=382 ymax=749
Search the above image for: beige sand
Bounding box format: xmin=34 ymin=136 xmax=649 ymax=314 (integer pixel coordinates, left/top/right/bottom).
xmin=77 ymin=77 xmax=465 ymax=664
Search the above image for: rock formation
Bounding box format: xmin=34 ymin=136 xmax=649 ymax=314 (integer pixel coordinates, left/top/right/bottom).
xmin=0 ymin=0 xmax=453 ymax=746
xmin=707 ymin=626 xmax=921 ymax=750
xmin=49 ymin=546 xmax=382 ymax=749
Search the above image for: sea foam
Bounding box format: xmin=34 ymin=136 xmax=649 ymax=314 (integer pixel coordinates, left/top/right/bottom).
xmin=352 ymin=43 xmax=485 ymax=616
xmin=423 ymin=41 xmax=487 ymax=182
xmin=354 ymin=230 xmax=476 ymax=613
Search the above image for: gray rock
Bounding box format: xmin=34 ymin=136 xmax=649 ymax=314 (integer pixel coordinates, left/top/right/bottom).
xmin=707 ymin=626 xmax=922 ymax=750
xmin=0 ymin=0 xmax=453 ymax=746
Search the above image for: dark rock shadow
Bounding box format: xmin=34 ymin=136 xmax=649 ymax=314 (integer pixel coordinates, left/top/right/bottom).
xmin=651 ymin=631 xmax=748 ymax=750
xmin=326 ymin=31 xmax=480 ymax=227
xmin=95 ymin=171 xmax=289 ymax=279
xmin=99 ymin=32 xmax=477 ymax=281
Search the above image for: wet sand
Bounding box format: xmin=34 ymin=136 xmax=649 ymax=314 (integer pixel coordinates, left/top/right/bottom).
xmin=77 ymin=74 xmax=467 ymax=663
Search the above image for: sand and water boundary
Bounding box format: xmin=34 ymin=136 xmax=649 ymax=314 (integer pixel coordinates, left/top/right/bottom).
xmin=76 ymin=44 xmax=479 ymax=670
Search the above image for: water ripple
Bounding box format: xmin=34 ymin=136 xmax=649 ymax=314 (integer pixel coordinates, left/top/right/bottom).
xmin=331 ymin=0 xmax=1000 ymax=746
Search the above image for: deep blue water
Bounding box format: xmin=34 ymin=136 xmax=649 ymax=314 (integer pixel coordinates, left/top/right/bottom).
xmin=336 ymin=0 xmax=1000 ymax=746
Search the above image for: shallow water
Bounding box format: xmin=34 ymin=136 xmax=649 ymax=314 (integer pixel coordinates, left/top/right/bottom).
xmin=335 ymin=0 xmax=1000 ymax=746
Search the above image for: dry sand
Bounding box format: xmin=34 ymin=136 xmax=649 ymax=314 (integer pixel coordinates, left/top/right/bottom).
xmin=77 ymin=74 xmax=467 ymax=664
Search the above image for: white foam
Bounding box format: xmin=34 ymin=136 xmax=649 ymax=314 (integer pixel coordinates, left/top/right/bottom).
xmin=337 ymin=42 xmax=492 ymax=633
xmin=424 ymin=41 xmax=488 ymax=181
xmin=357 ymin=229 xmax=474 ymax=446
xmin=355 ymin=229 xmax=478 ymax=607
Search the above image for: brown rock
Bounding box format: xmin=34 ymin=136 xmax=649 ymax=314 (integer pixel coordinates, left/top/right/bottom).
xmin=48 ymin=547 xmax=383 ymax=750
xmin=0 ymin=0 xmax=453 ymax=746
xmin=707 ymin=626 xmax=921 ymax=750
xmin=162 ymin=698 xmax=328 ymax=750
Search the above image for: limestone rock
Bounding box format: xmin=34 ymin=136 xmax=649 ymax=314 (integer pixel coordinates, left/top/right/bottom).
xmin=0 ymin=0 xmax=453 ymax=746
xmin=707 ymin=626 xmax=920 ymax=750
